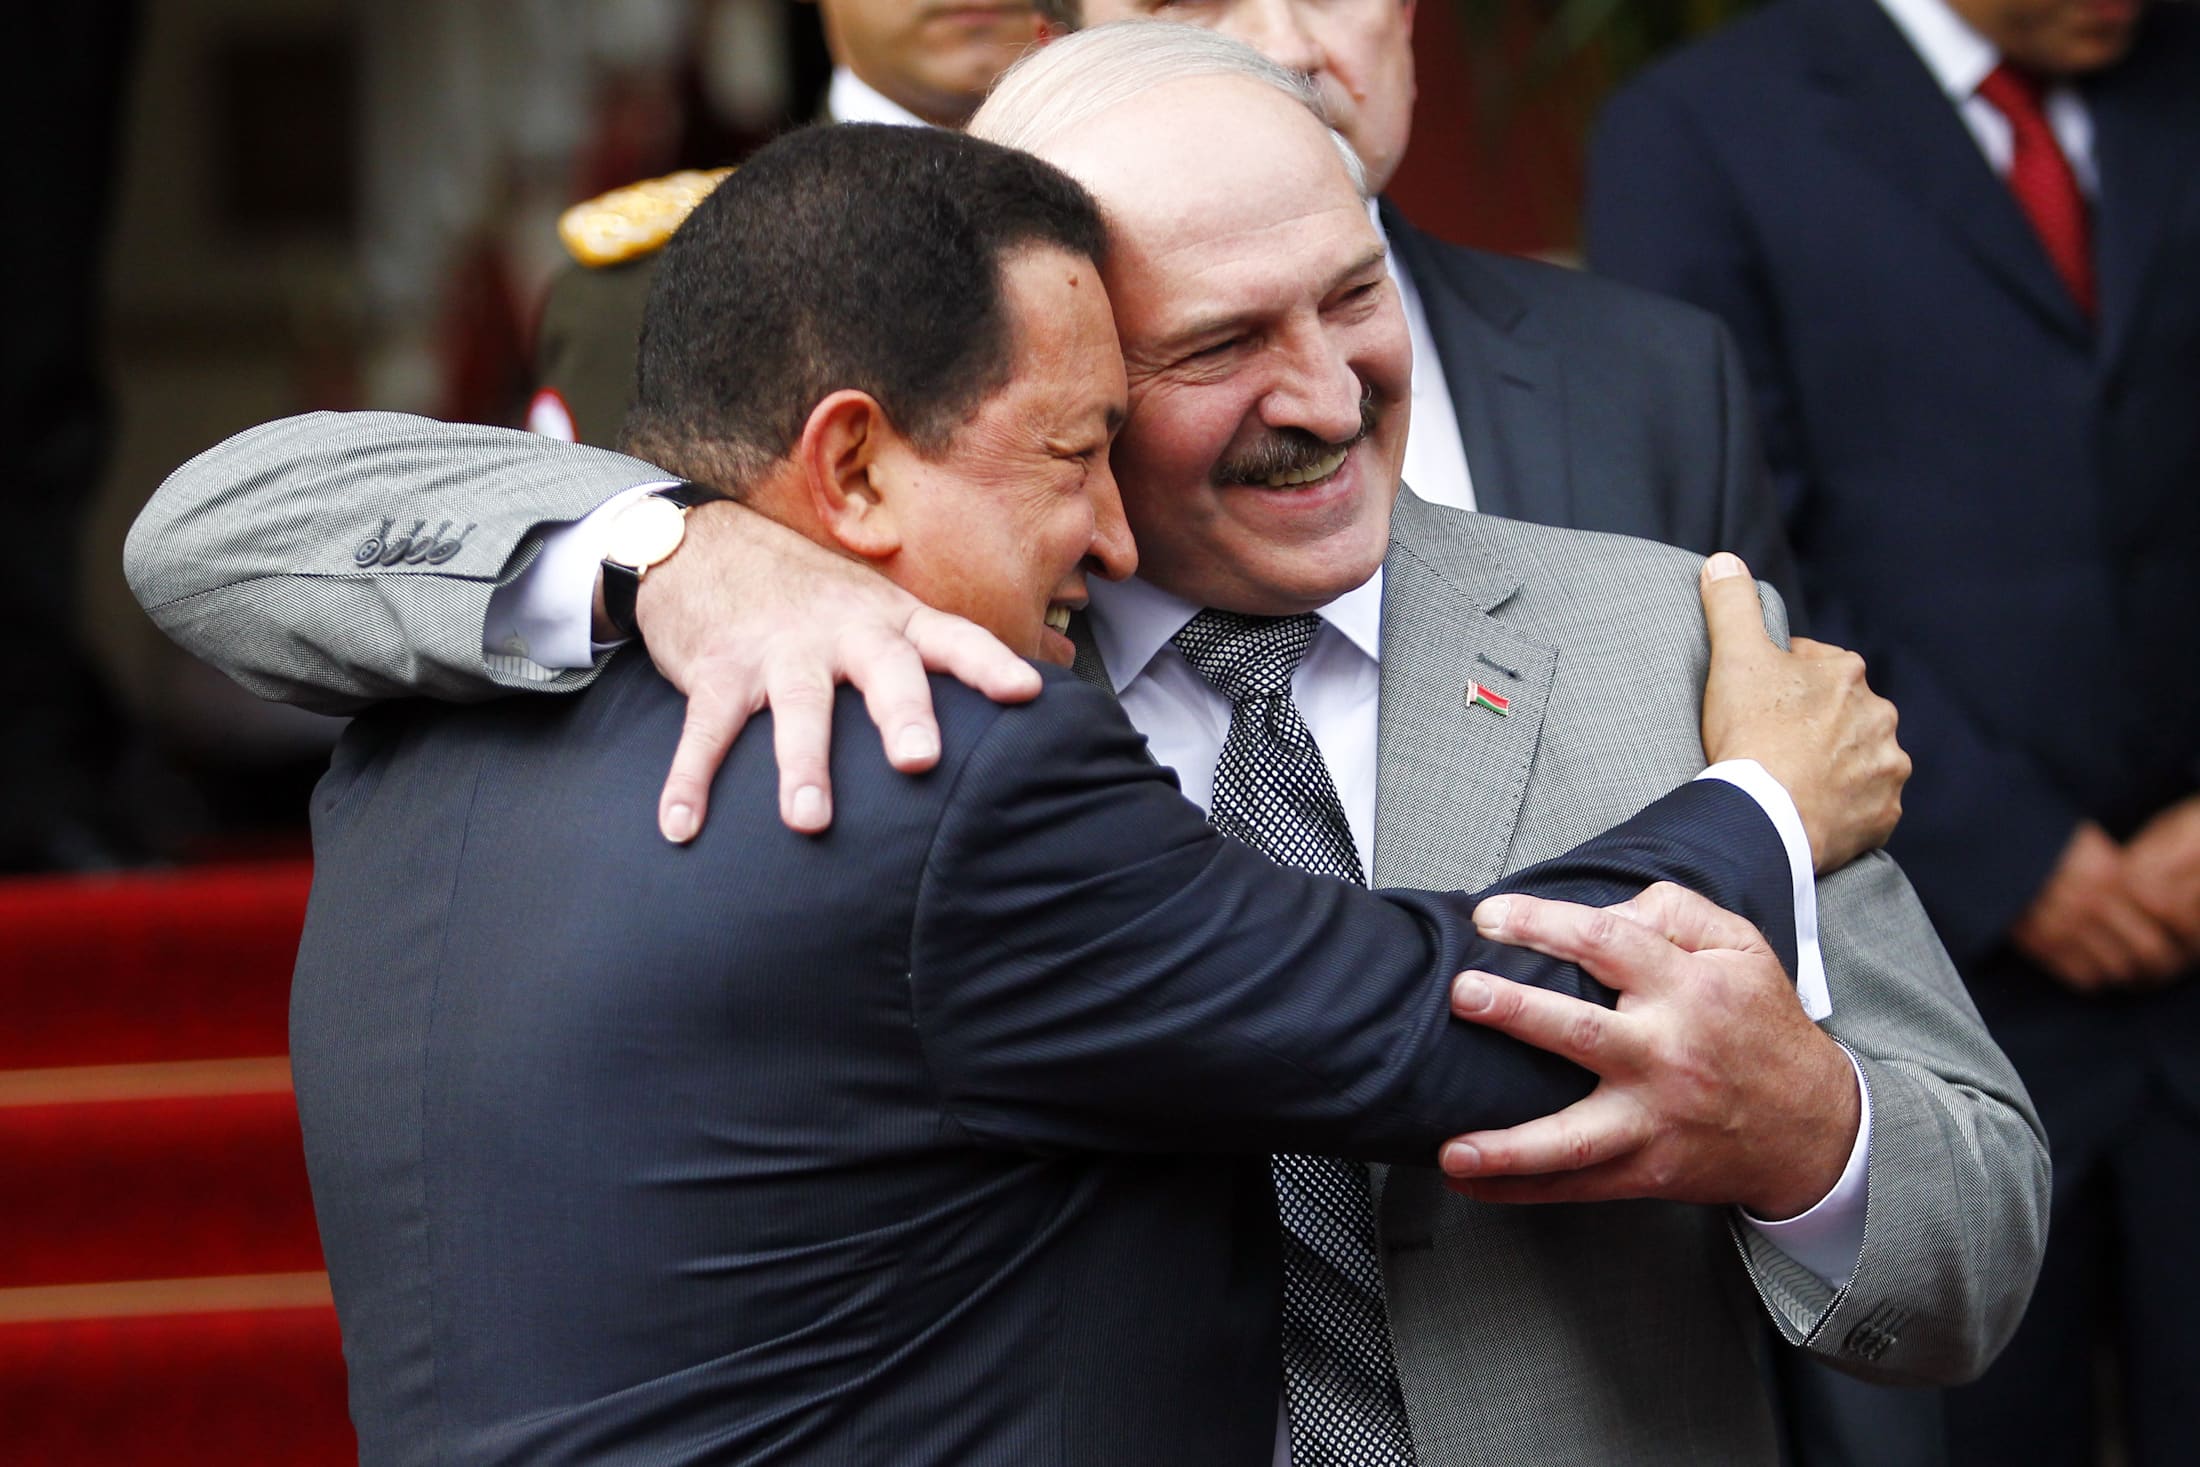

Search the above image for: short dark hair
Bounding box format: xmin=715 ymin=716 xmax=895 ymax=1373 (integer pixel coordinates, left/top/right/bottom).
xmin=622 ymin=124 xmax=1107 ymax=494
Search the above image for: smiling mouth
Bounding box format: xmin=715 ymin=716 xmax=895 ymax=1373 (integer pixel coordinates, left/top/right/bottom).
xmin=1259 ymin=443 xmax=1350 ymax=488
xmin=1044 ymin=605 xmax=1074 ymax=635
xmin=1215 ymin=383 xmax=1381 ymax=491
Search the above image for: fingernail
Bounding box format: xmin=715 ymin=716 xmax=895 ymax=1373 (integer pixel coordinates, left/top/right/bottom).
xmin=1705 ymin=552 xmax=1746 ymax=581
xmin=1452 ymin=974 xmax=1493 ymax=1012
xmin=1442 ymin=1141 xmax=1481 ymax=1176
xmin=1474 ymin=897 xmax=1511 ymax=934
xmin=791 ymin=786 xmax=828 ymax=829
xmin=896 ymin=727 xmax=937 ymax=764
xmin=663 ymin=803 xmax=697 ymax=844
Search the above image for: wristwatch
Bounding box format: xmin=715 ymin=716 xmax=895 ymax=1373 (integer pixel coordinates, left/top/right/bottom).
xmin=600 ymin=481 xmax=727 ymax=639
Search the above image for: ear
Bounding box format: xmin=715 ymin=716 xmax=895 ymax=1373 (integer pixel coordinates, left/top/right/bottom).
xmin=797 ymin=390 xmax=906 ymax=562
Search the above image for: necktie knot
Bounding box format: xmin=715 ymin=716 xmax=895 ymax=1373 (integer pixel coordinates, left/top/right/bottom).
xmin=1974 ymin=59 xmax=2096 ymax=320
xmin=1171 ymin=609 xmax=1322 ymax=706
xmin=1977 ymin=62 xmax=2049 ymax=129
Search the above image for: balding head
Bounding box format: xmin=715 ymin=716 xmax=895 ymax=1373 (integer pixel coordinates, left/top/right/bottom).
xmin=970 ymin=24 xmax=1412 ymax=615
xmin=1019 ymin=2 xmax=1422 ymax=192
xmin=972 ymin=21 xmax=1366 ymax=197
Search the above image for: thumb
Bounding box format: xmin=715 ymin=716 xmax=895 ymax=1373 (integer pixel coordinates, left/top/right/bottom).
xmin=1700 ymin=553 xmax=1771 ymax=667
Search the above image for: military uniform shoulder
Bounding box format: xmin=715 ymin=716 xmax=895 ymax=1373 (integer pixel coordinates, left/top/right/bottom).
xmin=556 ymin=167 xmax=735 ymax=268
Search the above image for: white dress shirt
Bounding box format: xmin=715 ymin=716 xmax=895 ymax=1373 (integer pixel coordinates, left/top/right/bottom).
xmin=1876 ymin=0 xmax=2099 ymax=189
xmin=1373 ymin=202 xmax=1477 ymax=515
xmin=824 ymin=66 xmax=932 ymax=130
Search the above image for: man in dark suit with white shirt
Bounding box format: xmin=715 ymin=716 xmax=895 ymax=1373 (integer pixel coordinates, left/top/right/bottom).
xmin=1587 ymin=1 xmax=2200 ymax=1460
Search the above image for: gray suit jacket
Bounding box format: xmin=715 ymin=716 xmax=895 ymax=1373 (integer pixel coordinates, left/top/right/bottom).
xmin=126 ymin=415 xmax=2049 ymax=1464
xmin=1367 ymin=492 xmax=2044 ymax=1462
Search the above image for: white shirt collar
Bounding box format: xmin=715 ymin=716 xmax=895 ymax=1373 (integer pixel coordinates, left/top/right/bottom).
xmin=1876 ymin=0 xmax=2002 ymax=99
xmin=1085 ymin=569 xmax=1386 ymax=695
xmin=827 ymin=66 xmax=932 ymax=129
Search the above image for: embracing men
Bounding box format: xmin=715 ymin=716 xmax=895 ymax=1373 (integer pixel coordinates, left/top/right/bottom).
xmin=129 ymin=25 xmax=2047 ymax=1467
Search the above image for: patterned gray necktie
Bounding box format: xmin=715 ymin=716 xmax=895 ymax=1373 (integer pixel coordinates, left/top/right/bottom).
xmin=1170 ymin=608 xmax=1419 ymax=1467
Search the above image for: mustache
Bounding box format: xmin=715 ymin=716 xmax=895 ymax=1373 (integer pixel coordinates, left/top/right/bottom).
xmin=1211 ymin=383 xmax=1383 ymax=487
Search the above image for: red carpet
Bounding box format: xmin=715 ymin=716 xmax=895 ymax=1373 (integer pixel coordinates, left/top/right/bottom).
xmin=0 ymin=860 xmax=355 ymax=1464
xmin=0 ymin=862 xmax=308 ymax=1070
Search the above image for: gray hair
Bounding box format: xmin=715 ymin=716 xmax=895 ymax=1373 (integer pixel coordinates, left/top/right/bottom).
xmin=969 ymin=22 xmax=1370 ymax=199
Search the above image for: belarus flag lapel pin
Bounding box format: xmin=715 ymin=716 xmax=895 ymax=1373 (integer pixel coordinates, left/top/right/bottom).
xmin=1466 ymin=680 xmax=1511 ymax=716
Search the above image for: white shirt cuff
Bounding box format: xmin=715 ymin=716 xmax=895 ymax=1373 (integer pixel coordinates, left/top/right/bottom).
xmin=480 ymin=480 xmax=674 ymax=668
xmin=1694 ymin=759 xmax=1829 ymax=1020
xmin=1740 ymin=1047 xmax=1872 ymax=1291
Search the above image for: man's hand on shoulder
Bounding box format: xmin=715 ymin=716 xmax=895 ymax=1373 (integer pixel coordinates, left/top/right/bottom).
xmin=634 ymin=499 xmax=1041 ymax=841
xmin=1438 ymin=882 xmax=1859 ymax=1221
xmin=1698 ymin=552 xmax=1909 ymax=873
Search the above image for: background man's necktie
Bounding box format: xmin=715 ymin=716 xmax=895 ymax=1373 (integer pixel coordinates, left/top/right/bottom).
xmin=1171 ymin=608 xmax=1418 ymax=1467
xmin=1977 ymin=61 xmax=2097 ymax=319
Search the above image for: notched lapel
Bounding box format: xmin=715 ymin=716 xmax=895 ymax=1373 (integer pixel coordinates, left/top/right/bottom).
xmin=1810 ymin=0 xmax=2093 ymax=346
xmin=2087 ymin=47 xmax=2194 ymax=378
xmin=1383 ymin=208 xmax=1573 ymax=527
xmin=1373 ymin=495 xmax=1558 ymax=895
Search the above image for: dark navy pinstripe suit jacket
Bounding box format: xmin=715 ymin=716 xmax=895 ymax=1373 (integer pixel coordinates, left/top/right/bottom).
xmin=291 ymin=655 xmax=1791 ymax=1466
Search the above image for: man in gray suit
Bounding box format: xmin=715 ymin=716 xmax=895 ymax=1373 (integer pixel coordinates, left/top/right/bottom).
xmin=127 ymin=27 xmax=2046 ymax=1465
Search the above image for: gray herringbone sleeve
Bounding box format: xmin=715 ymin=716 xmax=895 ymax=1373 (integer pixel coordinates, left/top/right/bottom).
xmin=126 ymin=411 xmax=667 ymax=712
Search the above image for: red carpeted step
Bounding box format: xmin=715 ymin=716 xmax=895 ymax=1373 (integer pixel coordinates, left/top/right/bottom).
xmin=0 ymin=861 xmax=311 ymax=1070
xmin=0 ymin=1300 xmax=354 ymax=1466
xmin=0 ymin=1086 xmax=324 ymax=1290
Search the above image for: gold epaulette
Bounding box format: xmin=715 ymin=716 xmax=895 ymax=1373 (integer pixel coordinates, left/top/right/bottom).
xmin=557 ymin=167 xmax=736 ymax=268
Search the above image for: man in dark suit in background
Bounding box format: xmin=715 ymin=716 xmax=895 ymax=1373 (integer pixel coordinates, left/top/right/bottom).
xmin=295 ymin=121 xmax=1818 ymax=1465
xmin=1587 ymin=1 xmax=2200 ymax=1461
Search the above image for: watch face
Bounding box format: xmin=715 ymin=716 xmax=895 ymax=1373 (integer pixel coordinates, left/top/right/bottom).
xmin=605 ymin=494 xmax=688 ymax=572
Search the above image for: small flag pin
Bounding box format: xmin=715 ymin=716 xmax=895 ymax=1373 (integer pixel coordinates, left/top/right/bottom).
xmin=1466 ymin=680 xmax=1511 ymax=716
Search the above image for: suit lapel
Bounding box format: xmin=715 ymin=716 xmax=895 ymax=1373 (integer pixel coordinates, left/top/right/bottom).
xmin=1380 ymin=206 xmax=1573 ymax=528
xmin=1809 ymin=0 xmax=2093 ymax=348
xmin=1371 ymin=492 xmax=1558 ymax=895
xmin=2086 ymin=28 xmax=2193 ymax=379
